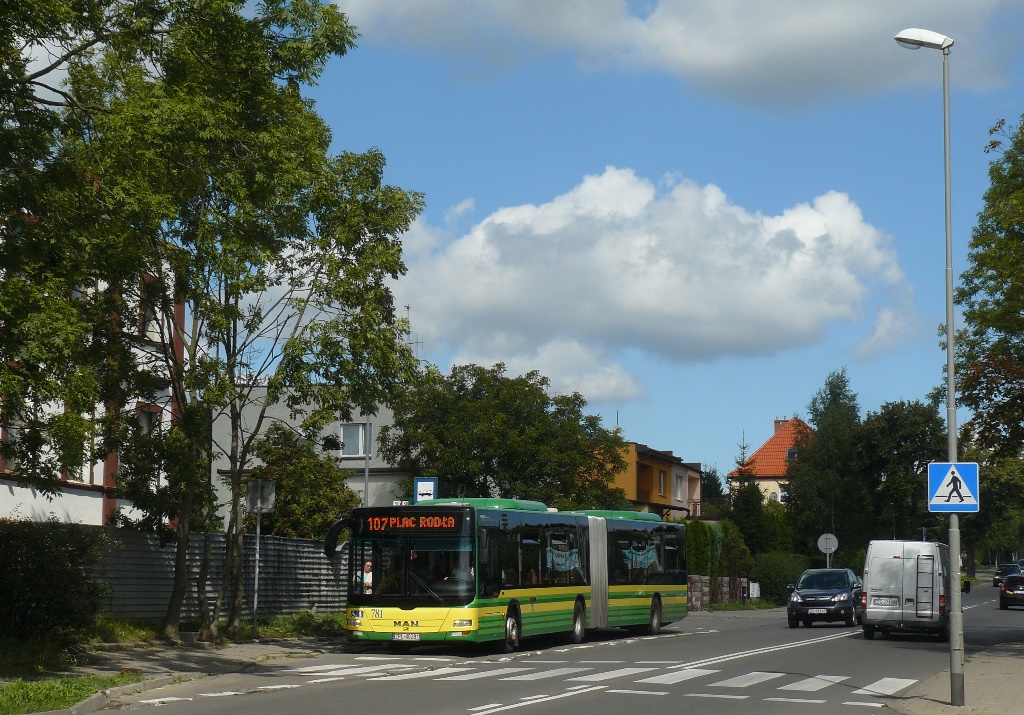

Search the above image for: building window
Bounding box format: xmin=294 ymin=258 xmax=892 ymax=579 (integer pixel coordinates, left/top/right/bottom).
xmin=769 ymin=492 xmax=779 ymax=502
xmin=138 ymin=406 xmax=161 ymax=435
xmin=658 ymin=470 xmax=666 ymax=496
xmin=674 ymin=475 xmax=684 ymax=500
xmin=786 ymin=448 xmax=797 ymax=461
xmin=341 ymin=423 xmax=367 ymax=457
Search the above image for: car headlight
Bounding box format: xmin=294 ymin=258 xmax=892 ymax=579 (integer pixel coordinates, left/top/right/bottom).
xmin=790 ymin=592 xmax=803 ymax=603
xmin=832 ymin=592 xmax=850 ymax=603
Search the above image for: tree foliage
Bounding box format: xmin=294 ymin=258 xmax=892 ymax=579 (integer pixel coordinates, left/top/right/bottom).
xmin=857 ymin=400 xmax=946 ymax=541
xmin=3 ymin=0 xmax=422 ymax=639
xmin=728 ymin=441 xmax=767 ymax=555
xmin=378 ymin=363 xmax=630 ymax=510
xmin=785 ymin=368 xmax=868 ymax=558
xmin=957 ymin=116 xmax=1024 ymax=459
xmin=243 ymin=423 xmax=361 ymax=540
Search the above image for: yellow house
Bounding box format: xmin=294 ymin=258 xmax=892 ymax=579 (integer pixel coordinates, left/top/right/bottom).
xmin=610 ymin=442 xmax=701 ymax=520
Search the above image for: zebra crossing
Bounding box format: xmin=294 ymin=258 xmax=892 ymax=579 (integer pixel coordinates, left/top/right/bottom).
xmin=268 ymin=657 xmax=918 ymax=706
xmin=136 ymin=656 xmax=919 ymax=709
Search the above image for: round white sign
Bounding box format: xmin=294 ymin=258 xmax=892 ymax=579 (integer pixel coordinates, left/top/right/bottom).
xmin=817 ymin=533 xmax=839 ymax=554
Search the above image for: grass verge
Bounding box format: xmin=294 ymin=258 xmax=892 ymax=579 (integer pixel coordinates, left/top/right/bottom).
xmin=0 ymin=673 xmax=144 ymax=715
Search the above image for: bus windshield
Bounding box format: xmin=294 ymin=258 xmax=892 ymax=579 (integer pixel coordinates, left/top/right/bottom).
xmin=350 ymin=534 xmax=475 ymax=607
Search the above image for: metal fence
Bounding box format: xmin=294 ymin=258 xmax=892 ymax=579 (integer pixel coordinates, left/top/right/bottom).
xmin=93 ymin=527 xmax=348 ymax=621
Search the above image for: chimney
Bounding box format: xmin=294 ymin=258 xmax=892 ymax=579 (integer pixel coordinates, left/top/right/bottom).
xmin=775 ymin=418 xmax=789 ymax=433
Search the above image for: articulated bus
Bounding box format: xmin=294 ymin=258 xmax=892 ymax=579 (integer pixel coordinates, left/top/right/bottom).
xmin=323 ymin=498 xmax=687 ymax=651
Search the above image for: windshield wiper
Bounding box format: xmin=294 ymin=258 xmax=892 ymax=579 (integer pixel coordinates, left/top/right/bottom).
xmin=411 ymin=572 xmax=444 ymax=602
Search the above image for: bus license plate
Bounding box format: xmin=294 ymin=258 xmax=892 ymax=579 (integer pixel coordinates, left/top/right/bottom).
xmin=808 ymin=608 xmax=827 ymax=614
xmin=393 ymin=633 xmax=420 ymax=641
xmin=873 ymin=597 xmax=899 ymax=606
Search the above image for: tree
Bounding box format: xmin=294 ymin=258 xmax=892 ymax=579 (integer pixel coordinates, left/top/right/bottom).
xmin=0 ymin=0 xmax=174 ymax=494
xmin=956 ymin=116 xmax=1024 ymax=460
xmin=242 ymin=424 xmax=361 ymax=540
xmin=785 ymin=368 xmax=869 ymax=560
xmin=378 ymin=363 xmax=630 ymax=510
xmin=4 ymin=0 xmax=422 ymax=640
xmin=857 ymin=400 xmax=946 ymax=541
xmin=728 ymin=440 xmax=768 ymax=555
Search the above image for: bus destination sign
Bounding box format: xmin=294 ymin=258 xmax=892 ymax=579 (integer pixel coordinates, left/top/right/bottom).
xmin=362 ymin=513 xmax=464 ymax=534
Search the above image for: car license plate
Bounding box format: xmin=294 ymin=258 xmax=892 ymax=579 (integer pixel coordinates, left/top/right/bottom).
xmin=873 ymin=597 xmax=899 ymax=606
xmin=392 ymin=633 xmax=420 ymax=641
xmin=808 ymin=608 xmax=827 ymax=614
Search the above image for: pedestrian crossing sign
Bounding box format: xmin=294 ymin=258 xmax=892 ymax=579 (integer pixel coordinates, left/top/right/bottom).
xmin=928 ymin=462 xmax=979 ymax=513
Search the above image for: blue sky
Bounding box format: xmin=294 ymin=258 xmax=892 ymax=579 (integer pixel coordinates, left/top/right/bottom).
xmin=310 ymin=1 xmax=1024 ymax=480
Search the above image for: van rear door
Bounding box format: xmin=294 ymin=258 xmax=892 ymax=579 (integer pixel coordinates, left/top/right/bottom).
xmin=902 ymin=543 xmax=936 ymax=622
xmin=868 ymin=552 xmax=904 ymax=614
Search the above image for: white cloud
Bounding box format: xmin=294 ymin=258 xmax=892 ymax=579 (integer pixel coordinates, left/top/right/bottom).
xmin=336 ymin=0 xmax=1018 ymax=105
xmin=394 ymin=166 xmax=911 ymax=401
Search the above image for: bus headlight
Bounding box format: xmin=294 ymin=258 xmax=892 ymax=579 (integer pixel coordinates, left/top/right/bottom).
xmin=453 ymin=620 xmax=473 ymax=627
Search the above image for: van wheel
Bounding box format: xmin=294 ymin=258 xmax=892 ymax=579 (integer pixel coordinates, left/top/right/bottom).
xmin=647 ymin=598 xmax=663 ymax=635
xmin=938 ymin=622 xmax=950 ymax=642
xmin=570 ymin=601 xmax=586 ymax=644
xmin=862 ymin=625 xmax=875 ymax=640
xmin=502 ymin=608 xmax=520 ymax=653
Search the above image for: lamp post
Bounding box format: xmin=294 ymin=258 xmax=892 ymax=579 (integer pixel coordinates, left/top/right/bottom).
xmin=895 ymin=27 xmax=963 ymax=707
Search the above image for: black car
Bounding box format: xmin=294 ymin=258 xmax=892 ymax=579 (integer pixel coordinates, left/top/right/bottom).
xmin=787 ymin=568 xmax=862 ymax=628
xmin=1000 ymin=574 xmax=1024 ymax=609
xmin=993 ymin=563 xmax=1021 ymax=587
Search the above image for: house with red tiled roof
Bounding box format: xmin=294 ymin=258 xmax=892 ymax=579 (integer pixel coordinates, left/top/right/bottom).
xmin=727 ymin=417 xmax=812 ymax=503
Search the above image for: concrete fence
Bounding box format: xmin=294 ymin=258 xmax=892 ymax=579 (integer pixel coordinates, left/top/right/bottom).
xmin=94 ymin=527 xmax=347 ymax=621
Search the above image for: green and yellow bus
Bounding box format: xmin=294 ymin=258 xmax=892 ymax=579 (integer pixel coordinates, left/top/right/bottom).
xmin=324 ymin=498 xmax=687 ymax=651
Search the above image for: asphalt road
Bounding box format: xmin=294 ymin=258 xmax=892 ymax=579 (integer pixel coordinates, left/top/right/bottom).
xmin=109 ymin=583 xmax=1022 ymax=715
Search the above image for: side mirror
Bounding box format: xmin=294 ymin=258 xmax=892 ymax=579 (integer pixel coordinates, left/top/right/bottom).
xmin=787 ymin=583 xmax=796 ymax=591
xmin=324 ymin=518 xmax=351 ymax=558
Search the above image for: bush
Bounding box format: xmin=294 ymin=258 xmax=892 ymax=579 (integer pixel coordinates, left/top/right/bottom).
xmin=0 ymin=520 xmax=108 ymax=640
xmin=751 ymin=551 xmax=810 ymax=606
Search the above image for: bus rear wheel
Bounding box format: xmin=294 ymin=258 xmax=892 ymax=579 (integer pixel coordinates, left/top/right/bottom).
xmin=502 ymin=608 xmax=520 ymax=653
xmin=647 ymin=598 xmax=662 ymax=636
xmin=570 ymin=601 xmax=586 ymax=644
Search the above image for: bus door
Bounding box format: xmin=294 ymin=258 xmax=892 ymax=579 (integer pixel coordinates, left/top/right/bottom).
xmin=588 ymin=516 xmax=608 ymax=628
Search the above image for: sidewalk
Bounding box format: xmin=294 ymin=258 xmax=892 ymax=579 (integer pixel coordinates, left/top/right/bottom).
xmin=888 ymin=641 xmax=1024 ymax=715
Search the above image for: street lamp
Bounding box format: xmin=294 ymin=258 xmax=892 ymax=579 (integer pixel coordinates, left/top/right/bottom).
xmin=895 ymin=27 xmax=964 ymax=707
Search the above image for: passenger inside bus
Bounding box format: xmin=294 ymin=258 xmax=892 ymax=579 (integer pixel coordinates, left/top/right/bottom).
xmin=524 ymin=568 xmax=539 ymax=586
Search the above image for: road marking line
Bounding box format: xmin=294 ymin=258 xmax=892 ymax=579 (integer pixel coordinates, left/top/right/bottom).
xmin=469 ymin=685 xmax=606 ymax=714
xmin=606 ymin=689 xmax=668 ymax=695
xmin=843 ymin=702 xmax=885 ymax=708
xmin=765 ymin=697 xmax=827 ymax=704
xmin=370 ymin=667 xmax=475 ymax=680
xmin=439 ymin=668 xmax=533 ymax=680
xmin=308 ymin=677 xmax=345 ymax=684
xmin=468 ymin=705 xmax=503 ymax=712
xmin=257 ymin=685 xmax=301 ymax=691
xmin=567 ymin=667 xmax=656 ymax=682
xmin=780 ymin=675 xmax=849 ymax=691
xmin=711 ymin=671 xmax=786 ymax=688
xmin=684 ymin=693 xmax=748 ymax=699
xmin=637 ymin=667 xmax=720 ymax=684
xmin=140 ymin=697 xmax=193 ymax=705
xmin=669 ymin=632 xmax=855 ymax=669
xmin=199 ymin=691 xmax=244 ymax=697
xmin=501 ymin=667 xmax=591 ymax=680
xmin=852 ymin=678 xmax=917 ymax=696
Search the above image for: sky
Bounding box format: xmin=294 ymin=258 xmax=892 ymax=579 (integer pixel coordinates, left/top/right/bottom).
xmin=308 ymin=1 xmax=1024 ymax=481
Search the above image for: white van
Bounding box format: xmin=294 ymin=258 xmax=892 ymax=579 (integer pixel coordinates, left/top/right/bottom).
xmin=861 ymin=540 xmax=954 ymax=641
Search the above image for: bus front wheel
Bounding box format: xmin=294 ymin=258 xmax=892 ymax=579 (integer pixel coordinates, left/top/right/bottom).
xmin=570 ymin=601 xmax=586 ymax=644
xmin=502 ymin=608 xmax=520 ymax=653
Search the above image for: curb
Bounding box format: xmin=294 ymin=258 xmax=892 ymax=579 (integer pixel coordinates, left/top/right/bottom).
xmin=35 ymin=673 xmax=204 ymax=715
